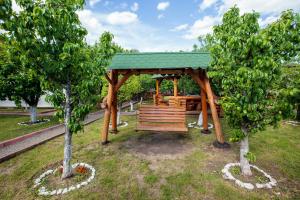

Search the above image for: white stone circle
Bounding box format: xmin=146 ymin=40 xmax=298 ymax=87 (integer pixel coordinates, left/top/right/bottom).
xmin=33 ymin=163 xmax=96 ymax=196
xmin=18 ymin=118 xmax=50 ymax=126
xmin=222 ymin=162 xmax=277 ymax=190
xmin=188 ymin=121 xmax=214 ymax=130
xmin=109 ymin=121 xmax=128 ymax=128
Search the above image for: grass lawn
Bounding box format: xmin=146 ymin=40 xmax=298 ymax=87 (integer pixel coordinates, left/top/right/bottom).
xmin=0 ymin=107 xmax=54 ymax=113
xmin=0 ymin=115 xmax=59 ymax=142
xmin=0 ymin=115 xmax=299 ymax=199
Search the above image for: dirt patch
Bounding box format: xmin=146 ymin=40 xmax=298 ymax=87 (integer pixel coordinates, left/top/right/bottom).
xmin=120 ymin=132 xmax=195 ymax=170
xmin=121 ymin=132 xmax=194 ymax=158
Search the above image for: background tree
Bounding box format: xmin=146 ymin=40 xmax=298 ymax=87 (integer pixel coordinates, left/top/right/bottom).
xmin=31 ymin=0 xmax=115 ymax=179
xmin=280 ymin=62 xmax=300 ymax=120
xmin=192 ymin=36 xmax=209 ymax=52
xmin=160 ymin=79 xmax=173 ymax=95
xmin=208 ymin=7 xmax=299 ymax=176
xmin=0 ymin=1 xmax=45 ymax=123
xmin=178 ymin=75 xmax=199 ymax=95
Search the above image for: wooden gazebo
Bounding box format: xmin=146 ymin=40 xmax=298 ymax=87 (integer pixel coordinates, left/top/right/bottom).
xmin=151 ymin=74 xmax=203 ymax=111
xmin=101 ymin=52 xmax=229 ymax=148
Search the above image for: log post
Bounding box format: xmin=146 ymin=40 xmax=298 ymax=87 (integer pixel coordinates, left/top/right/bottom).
xmin=201 ymin=88 xmax=211 ymax=134
xmin=202 ymin=73 xmax=229 ymax=148
xmin=111 ymin=70 xmax=118 ymax=134
xmin=101 ymin=70 xmax=115 ymax=144
xmin=155 ymin=79 xmax=160 ymax=105
xmin=173 ymin=77 xmax=178 ymax=97
xmin=156 ymin=79 xmax=160 ymax=95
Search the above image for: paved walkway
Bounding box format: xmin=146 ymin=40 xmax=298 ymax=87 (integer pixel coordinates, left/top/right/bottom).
xmin=0 ymin=102 xmax=137 ymax=162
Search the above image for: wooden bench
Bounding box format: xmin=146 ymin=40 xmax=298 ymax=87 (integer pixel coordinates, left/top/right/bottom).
xmin=136 ymin=105 xmax=188 ymax=133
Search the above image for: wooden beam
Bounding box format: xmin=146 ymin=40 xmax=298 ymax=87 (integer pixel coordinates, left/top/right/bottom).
xmin=184 ymin=69 xmax=205 ymax=90
xmin=189 ymin=72 xmax=206 ymax=93
xmin=101 ymin=70 xmax=116 ymax=144
xmin=114 ymin=71 xmax=133 ymax=92
xmin=104 ymin=72 xmax=113 ymax=85
xmin=111 ymin=71 xmax=118 ymax=134
xmin=201 ymin=88 xmax=210 ymax=133
xmin=155 ymin=79 xmax=160 ymax=96
xmin=202 ymin=73 xmax=225 ymax=143
xmin=173 ymin=77 xmax=178 ymax=97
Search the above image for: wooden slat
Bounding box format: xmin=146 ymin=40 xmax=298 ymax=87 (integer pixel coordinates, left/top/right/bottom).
xmin=139 ymin=111 xmax=186 ymax=115
xmin=140 ymin=107 xmax=185 ymax=111
xmin=139 ymin=119 xmax=185 ymax=123
xmin=139 ymin=115 xmax=185 ymax=119
xmin=137 ymin=105 xmax=188 ymax=133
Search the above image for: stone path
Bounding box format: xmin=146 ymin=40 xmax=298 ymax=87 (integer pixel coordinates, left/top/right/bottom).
xmin=0 ymin=102 xmax=136 ymax=162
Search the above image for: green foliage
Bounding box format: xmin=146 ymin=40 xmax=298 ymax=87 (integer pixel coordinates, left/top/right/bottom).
xmin=279 ymin=63 xmax=300 ymax=120
xmin=139 ymin=74 xmax=155 ymax=93
xmin=21 ymin=0 xmax=115 ymax=133
xmin=0 ymin=0 xmax=44 ymax=108
xmin=118 ymin=75 xmax=142 ymax=104
xmin=245 ymin=152 xmax=256 ymax=163
xmin=207 ymin=7 xmax=300 ymax=141
xmin=101 ymin=75 xmax=143 ymax=104
xmin=192 ymin=36 xmax=209 ymax=52
xmin=178 ymin=75 xmax=199 ymax=95
xmin=160 ymin=79 xmax=173 ymax=94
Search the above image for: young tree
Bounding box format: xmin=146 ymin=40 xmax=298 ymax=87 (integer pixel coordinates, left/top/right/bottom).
xmin=30 ymin=0 xmax=115 ymax=179
xmin=208 ymin=7 xmax=299 ymax=176
xmin=0 ymin=1 xmax=44 ymax=123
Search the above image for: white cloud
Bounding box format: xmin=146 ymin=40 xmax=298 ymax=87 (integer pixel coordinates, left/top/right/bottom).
xmin=158 ymin=14 xmax=164 ymax=19
xmin=157 ymin=2 xmax=170 ymax=11
xmin=184 ymin=0 xmax=300 ymax=40
xmin=131 ymin=2 xmax=139 ymax=12
xmin=77 ymin=9 xmax=194 ymax=51
xmin=77 ymin=9 xmax=105 ymax=43
xmin=199 ymin=0 xmax=218 ymax=11
xmin=89 ymin=0 xmax=101 ymax=7
xmin=171 ymin=24 xmax=189 ymax=32
xmin=218 ymin=0 xmax=300 ymax=15
xmin=258 ymin=15 xmax=278 ymax=27
xmin=183 ymin=16 xmax=220 ymax=39
xmin=107 ymin=11 xmax=138 ymax=25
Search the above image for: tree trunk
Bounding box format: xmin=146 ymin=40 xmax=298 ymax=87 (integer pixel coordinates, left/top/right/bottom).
xmin=296 ymin=104 xmax=300 ymax=121
xmin=30 ymin=106 xmax=37 ymax=123
xmin=117 ymin=104 xmax=121 ymax=125
xmin=240 ymin=130 xmax=252 ymax=176
xmin=130 ymin=101 xmax=134 ymax=112
xmin=197 ymin=111 xmax=203 ymax=126
xmin=62 ymin=81 xmax=73 ymax=179
xmin=140 ymin=97 xmax=143 ymax=104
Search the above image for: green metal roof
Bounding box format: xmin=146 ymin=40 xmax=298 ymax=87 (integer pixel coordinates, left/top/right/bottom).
xmin=109 ymin=52 xmax=210 ymax=70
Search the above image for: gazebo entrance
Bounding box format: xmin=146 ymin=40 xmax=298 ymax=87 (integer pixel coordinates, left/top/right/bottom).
xmin=101 ymin=52 xmax=229 ymax=148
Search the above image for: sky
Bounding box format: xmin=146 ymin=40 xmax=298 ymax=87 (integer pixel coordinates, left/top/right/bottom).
xmin=12 ymin=0 xmax=300 ymax=52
